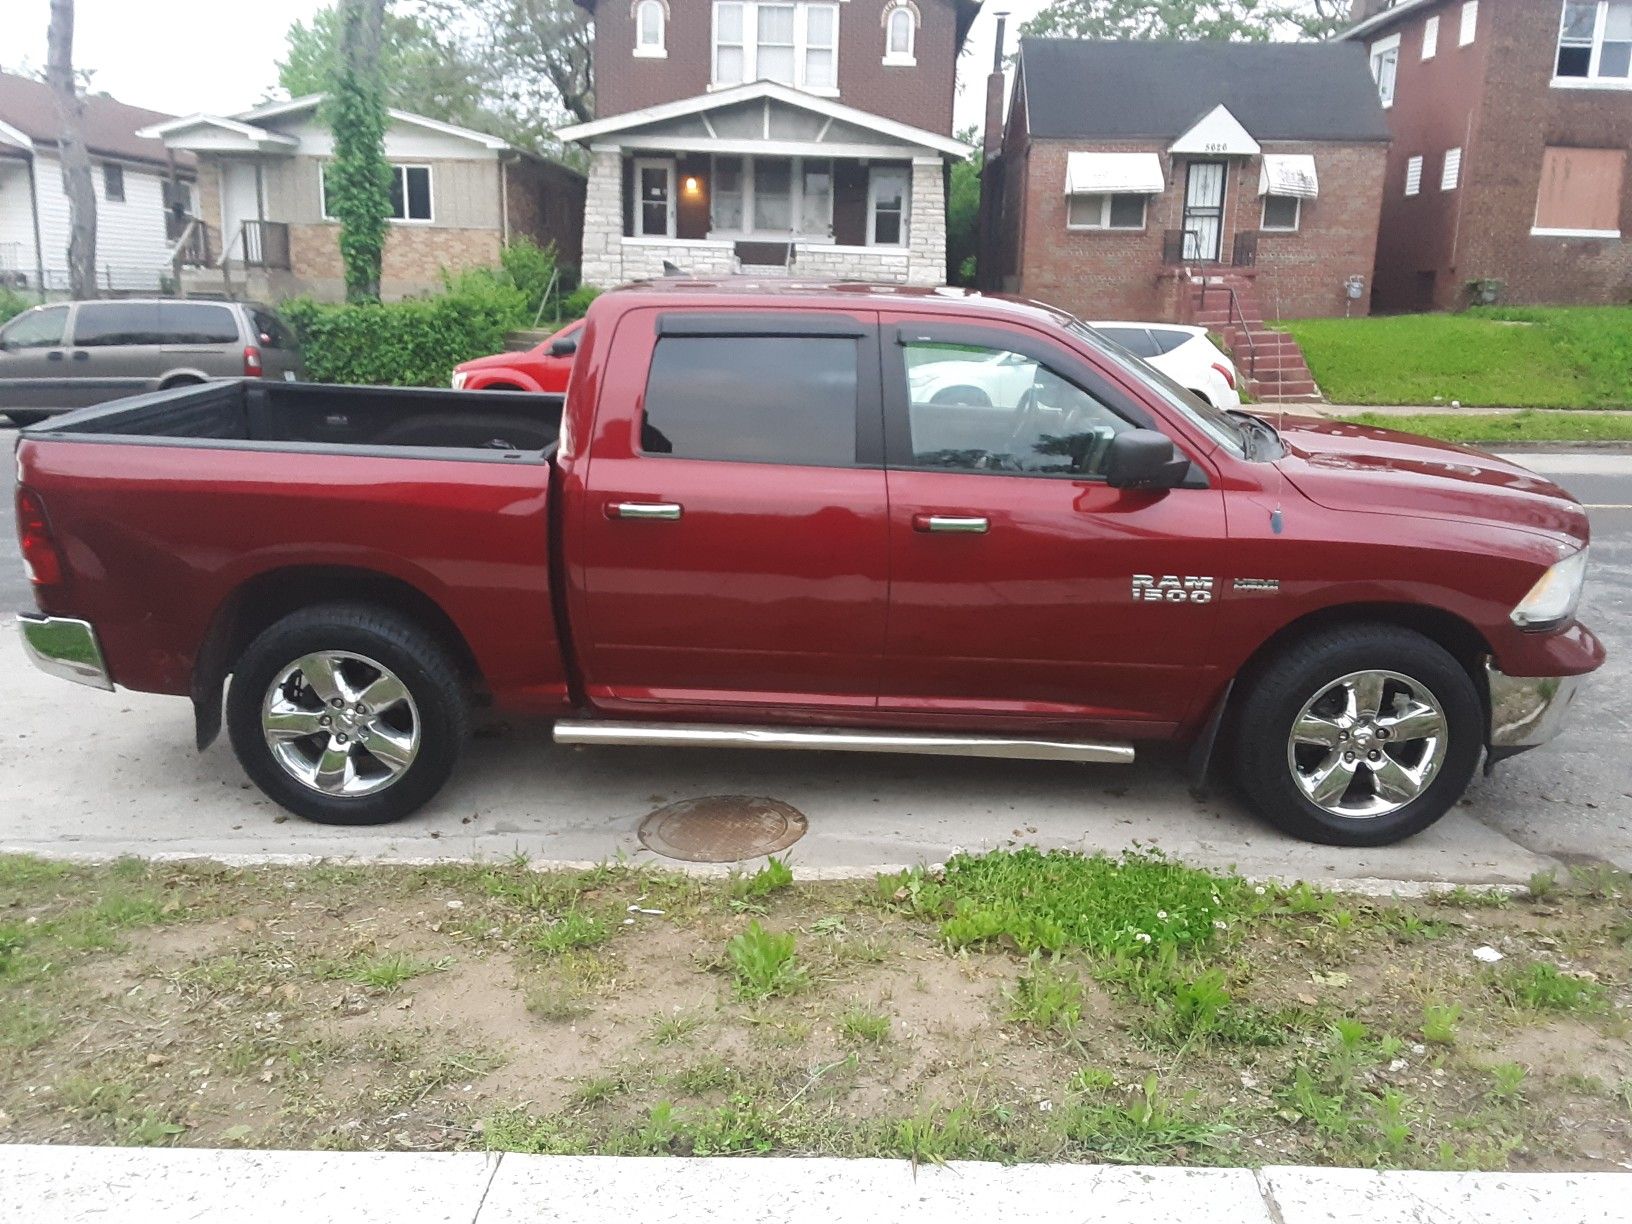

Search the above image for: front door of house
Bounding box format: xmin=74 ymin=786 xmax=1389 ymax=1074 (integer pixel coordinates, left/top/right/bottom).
xmin=1182 ymin=161 xmax=1227 ymax=262
xmin=634 ymin=158 xmax=675 ymax=238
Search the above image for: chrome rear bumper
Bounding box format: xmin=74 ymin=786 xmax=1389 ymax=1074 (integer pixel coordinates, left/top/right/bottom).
xmin=1485 ymin=660 xmax=1585 ymax=751
xmin=17 ymin=614 xmax=113 ymax=691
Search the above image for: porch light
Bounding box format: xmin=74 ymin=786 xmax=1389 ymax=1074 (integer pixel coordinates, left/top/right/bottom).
xmin=683 ymin=175 xmax=701 ymax=196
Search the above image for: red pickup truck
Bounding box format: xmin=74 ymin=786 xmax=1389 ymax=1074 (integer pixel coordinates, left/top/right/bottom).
xmin=13 ymin=283 xmax=1603 ymax=845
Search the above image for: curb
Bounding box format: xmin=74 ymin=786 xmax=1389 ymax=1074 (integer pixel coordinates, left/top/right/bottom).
xmin=1 ymin=1146 xmax=1625 ymax=1223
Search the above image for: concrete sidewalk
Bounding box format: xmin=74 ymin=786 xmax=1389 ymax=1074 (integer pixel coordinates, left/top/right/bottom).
xmin=1 ymin=1146 xmax=1626 ymax=1223
xmin=1311 ymin=402 xmax=1632 ymax=418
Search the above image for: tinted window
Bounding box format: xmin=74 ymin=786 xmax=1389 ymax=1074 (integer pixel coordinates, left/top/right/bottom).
xmin=902 ymin=340 xmax=1135 ymax=478
xmin=73 ymin=302 xmax=160 ymax=347
xmin=642 ymin=335 xmax=858 ymax=466
xmin=1148 ymin=329 xmax=1195 ymax=356
xmin=156 ymin=302 xmax=240 ymax=344
xmin=1 ymin=305 xmax=68 ymax=350
xmin=1093 ymin=327 xmax=1159 ymax=358
xmin=252 ymin=309 xmax=293 ymax=349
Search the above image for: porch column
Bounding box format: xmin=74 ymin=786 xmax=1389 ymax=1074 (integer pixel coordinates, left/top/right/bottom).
xmin=905 ymin=156 xmax=946 ymax=288
xmin=580 ymin=146 xmax=624 ymax=289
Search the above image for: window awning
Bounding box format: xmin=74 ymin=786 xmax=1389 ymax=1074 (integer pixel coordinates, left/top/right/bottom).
xmin=1064 ymin=151 xmax=1165 ymax=195
xmin=1259 ymin=153 xmax=1319 ymax=199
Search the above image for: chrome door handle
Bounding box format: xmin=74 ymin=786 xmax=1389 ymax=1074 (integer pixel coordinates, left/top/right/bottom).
xmin=608 ymin=501 xmax=682 ymax=521
xmin=914 ymin=514 xmax=989 ymax=534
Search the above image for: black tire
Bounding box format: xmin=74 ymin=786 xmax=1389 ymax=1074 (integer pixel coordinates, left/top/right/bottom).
xmin=6 ymin=411 xmax=48 ymax=427
xmin=1230 ymin=624 xmax=1482 ymax=846
xmin=930 ymin=385 xmax=992 ymax=407
xmin=226 ymin=603 xmax=469 ymax=825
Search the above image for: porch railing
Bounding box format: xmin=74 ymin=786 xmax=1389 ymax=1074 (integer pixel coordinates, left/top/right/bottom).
xmin=227 ymin=219 xmax=292 ymax=271
xmin=1163 ymin=228 xmax=1261 ymax=269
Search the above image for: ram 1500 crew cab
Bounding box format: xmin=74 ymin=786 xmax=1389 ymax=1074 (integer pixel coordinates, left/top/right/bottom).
xmin=13 ymin=284 xmax=1603 ymax=845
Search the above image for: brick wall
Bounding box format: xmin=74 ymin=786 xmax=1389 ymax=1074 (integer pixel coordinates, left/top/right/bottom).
xmin=283 ymin=222 xmax=502 ymax=301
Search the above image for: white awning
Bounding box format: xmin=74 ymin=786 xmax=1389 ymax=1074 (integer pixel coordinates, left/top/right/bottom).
xmin=1259 ymin=153 xmax=1319 ymax=199
xmin=1064 ymin=151 xmax=1165 ymax=196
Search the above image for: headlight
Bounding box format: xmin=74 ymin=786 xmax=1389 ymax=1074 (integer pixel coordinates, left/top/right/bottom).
xmin=451 ymin=371 xmax=469 ymax=390
xmin=1510 ymin=547 xmax=1588 ymax=630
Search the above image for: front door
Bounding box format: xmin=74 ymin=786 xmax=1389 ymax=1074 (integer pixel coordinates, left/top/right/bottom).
xmin=572 ymin=307 xmax=889 ymax=710
xmin=633 ymin=158 xmax=675 ymax=238
xmin=879 ymin=318 xmax=1229 ymax=730
xmin=221 ymin=161 xmax=260 ymax=260
xmin=0 ymin=304 xmax=77 ymax=415
xmin=1182 ymin=160 xmax=1228 ymax=262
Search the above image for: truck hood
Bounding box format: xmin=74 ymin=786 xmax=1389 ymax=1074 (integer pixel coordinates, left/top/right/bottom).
xmin=1270 ymin=415 xmax=1589 ymax=547
xmin=454 ymin=348 xmax=535 ymax=373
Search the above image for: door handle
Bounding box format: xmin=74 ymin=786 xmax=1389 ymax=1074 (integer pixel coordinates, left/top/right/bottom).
xmin=71 ymin=351 xmax=89 ymax=361
xmin=607 ymin=501 xmax=682 ymax=521
xmin=46 ymin=351 xmax=64 ymax=361
xmin=913 ymin=514 xmax=990 ymax=534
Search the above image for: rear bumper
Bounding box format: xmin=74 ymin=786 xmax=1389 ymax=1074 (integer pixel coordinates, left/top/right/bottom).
xmin=17 ymin=614 xmax=113 ymax=691
xmin=1485 ymin=659 xmax=1585 ymax=752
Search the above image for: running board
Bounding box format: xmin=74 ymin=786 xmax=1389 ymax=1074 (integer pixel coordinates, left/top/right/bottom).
xmin=552 ymin=720 xmax=1135 ymax=765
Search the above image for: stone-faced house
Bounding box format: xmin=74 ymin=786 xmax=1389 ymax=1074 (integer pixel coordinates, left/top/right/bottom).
xmin=558 ymin=0 xmax=979 ymax=286
xmin=1343 ymin=0 xmax=1632 ymax=310
xmin=140 ymin=96 xmax=584 ymax=302
xmin=978 ymin=40 xmax=1391 ymax=327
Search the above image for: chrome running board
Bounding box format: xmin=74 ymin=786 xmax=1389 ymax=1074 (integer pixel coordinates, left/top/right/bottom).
xmin=552 ymin=720 xmax=1135 ymax=765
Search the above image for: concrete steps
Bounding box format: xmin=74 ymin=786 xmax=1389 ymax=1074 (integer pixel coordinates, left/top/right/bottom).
xmin=1183 ymin=277 xmax=1320 ymax=404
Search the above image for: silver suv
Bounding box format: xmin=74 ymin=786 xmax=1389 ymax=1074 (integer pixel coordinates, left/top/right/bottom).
xmin=0 ymin=298 xmax=303 ymax=426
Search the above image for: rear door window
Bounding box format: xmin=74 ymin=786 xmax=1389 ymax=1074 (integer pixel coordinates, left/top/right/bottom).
xmin=73 ymin=302 xmax=161 ymax=346
xmin=156 ymin=302 xmax=240 ymax=345
xmin=641 ymin=334 xmax=859 ymax=466
xmin=1 ymin=305 xmax=68 ymax=349
xmin=1092 ymin=326 xmax=1160 ymax=358
xmin=250 ymin=309 xmax=293 ymax=349
xmin=1148 ymin=328 xmax=1196 ymax=356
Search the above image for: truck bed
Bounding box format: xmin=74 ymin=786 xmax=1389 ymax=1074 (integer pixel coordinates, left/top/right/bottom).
xmin=29 ymin=379 xmax=565 ymax=458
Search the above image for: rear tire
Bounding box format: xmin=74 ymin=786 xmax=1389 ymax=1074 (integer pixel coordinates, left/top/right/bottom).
xmin=1230 ymin=624 xmax=1481 ymax=846
xmin=226 ymin=603 xmax=470 ymax=825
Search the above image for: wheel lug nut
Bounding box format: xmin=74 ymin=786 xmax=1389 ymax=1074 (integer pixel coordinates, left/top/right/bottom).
xmin=1344 ymin=751 xmax=1356 ymax=763
xmin=1368 ymin=750 xmax=1381 ymax=761
xmin=336 ymin=733 xmax=348 ymax=744
xmin=330 ymin=698 xmax=343 ymax=708
xmin=319 ymin=715 xmax=331 ymax=727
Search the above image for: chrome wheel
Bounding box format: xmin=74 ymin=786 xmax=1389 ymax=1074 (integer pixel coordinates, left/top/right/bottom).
xmin=1285 ymin=669 xmax=1448 ymax=819
xmin=260 ymin=652 xmax=420 ymax=797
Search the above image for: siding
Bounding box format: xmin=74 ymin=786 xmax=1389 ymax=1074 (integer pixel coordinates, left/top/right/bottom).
xmin=9 ymin=154 xmax=179 ymax=293
xmin=260 ymin=155 xmax=502 ymax=229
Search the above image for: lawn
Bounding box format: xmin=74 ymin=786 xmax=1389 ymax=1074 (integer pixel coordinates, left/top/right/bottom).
xmin=1341 ymin=410 xmax=1632 ymax=445
xmin=1281 ymin=306 xmax=1632 ymax=409
xmin=3 ymin=851 xmax=1630 ymax=1170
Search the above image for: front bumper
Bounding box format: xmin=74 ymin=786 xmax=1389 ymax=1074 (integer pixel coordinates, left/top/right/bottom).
xmin=1485 ymin=659 xmax=1585 ymax=753
xmin=17 ymin=614 xmax=113 ymax=691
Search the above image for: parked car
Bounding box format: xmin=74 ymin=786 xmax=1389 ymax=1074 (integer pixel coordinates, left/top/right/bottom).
xmin=14 ymin=284 xmax=1601 ymax=846
xmin=451 ymin=318 xmax=583 ymax=393
xmin=0 ymin=298 xmax=302 ymax=426
xmin=1088 ymin=322 xmax=1242 ymax=409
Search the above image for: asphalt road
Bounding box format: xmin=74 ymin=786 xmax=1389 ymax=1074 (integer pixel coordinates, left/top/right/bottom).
xmin=3 ymin=424 xmax=1630 ymax=884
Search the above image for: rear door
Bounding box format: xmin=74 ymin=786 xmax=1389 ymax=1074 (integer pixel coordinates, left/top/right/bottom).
xmin=68 ymin=301 xmax=167 ymax=406
xmin=572 ymin=307 xmax=889 ymax=710
xmin=248 ymin=307 xmax=303 ymax=381
xmin=879 ymin=315 xmax=1229 ymax=730
xmin=153 ymin=301 xmax=245 ymax=379
xmin=0 ymin=304 xmax=74 ymax=414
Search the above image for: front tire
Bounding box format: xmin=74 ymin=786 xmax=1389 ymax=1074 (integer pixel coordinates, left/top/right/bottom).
xmin=1231 ymin=624 xmax=1482 ymax=846
xmin=226 ymin=603 xmax=469 ymax=825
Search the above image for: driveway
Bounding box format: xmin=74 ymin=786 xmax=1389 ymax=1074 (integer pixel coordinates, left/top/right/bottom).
xmin=3 ymin=424 xmax=1630 ymax=884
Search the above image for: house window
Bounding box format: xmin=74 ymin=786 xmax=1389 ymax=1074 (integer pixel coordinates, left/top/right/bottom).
xmin=1405 ymin=155 xmax=1424 ymax=196
xmin=1441 ymin=147 xmax=1462 ymax=191
xmin=1261 ymin=195 xmax=1301 ymax=232
xmin=1459 ymin=0 xmax=1478 ymax=45
xmin=707 ymin=155 xmax=832 ymax=238
xmin=102 ymin=163 xmax=125 ymax=203
xmin=635 ymin=0 xmax=666 ymax=56
xmin=713 ymin=1 xmax=840 ymax=91
xmin=1369 ymin=33 xmax=1400 ymax=106
xmin=1532 ymin=145 xmax=1625 ymax=236
xmin=634 ymin=158 xmax=675 ymax=237
xmin=321 ymin=164 xmax=433 ymax=222
xmin=1556 ymin=0 xmax=1632 ymax=82
xmin=868 ymin=167 xmax=910 ymax=245
xmin=884 ymin=3 xmax=917 ymax=65
xmin=1422 ymin=14 xmax=1439 ymax=58
xmin=1066 ymin=192 xmax=1147 ymax=230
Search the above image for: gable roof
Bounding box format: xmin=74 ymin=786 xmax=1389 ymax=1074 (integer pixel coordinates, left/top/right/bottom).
xmin=0 ymin=69 xmax=194 ymax=170
xmin=231 ymin=95 xmax=513 ymax=150
xmin=1017 ymin=39 xmax=1392 ymax=144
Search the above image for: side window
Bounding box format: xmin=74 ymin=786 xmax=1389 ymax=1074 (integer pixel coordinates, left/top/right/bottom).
xmin=641 ymin=334 xmax=858 ymax=466
xmin=0 ymin=305 xmax=69 ymax=350
xmin=1093 ymin=326 xmax=1160 ymax=358
xmin=156 ymin=303 xmax=240 ymax=345
xmin=635 ymin=0 xmax=666 ymax=55
xmin=252 ymin=309 xmax=293 ymax=349
xmin=72 ymin=302 xmax=160 ymax=347
xmin=901 ymin=340 xmax=1135 ymax=478
xmin=1148 ymin=329 xmax=1195 ymax=356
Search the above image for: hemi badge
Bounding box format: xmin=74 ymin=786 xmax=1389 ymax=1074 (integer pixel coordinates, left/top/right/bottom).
xmin=1233 ymin=578 xmax=1280 ymax=593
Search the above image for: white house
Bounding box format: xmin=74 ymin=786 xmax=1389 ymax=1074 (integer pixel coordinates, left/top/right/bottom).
xmin=0 ymin=70 xmax=194 ymax=295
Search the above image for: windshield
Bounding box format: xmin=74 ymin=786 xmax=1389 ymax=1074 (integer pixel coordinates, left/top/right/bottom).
xmin=1065 ymin=320 xmax=1248 ymax=458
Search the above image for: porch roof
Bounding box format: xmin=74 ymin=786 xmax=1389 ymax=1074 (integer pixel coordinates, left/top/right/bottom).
xmin=557 ymin=81 xmax=972 ymax=161
xmin=136 ymin=114 xmax=299 ymax=155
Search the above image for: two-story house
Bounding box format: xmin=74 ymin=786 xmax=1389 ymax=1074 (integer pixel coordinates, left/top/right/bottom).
xmin=1344 ymin=0 xmax=1632 ymax=310
xmin=558 ymin=0 xmax=978 ymax=286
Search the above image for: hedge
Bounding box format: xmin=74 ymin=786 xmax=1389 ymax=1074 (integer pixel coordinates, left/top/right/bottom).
xmin=0 ymin=287 xmax=30 ymax=326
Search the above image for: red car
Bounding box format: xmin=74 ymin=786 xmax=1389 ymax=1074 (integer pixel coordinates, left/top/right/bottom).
xmin=14 ymin=283 xmax=1602 ymax=846
xmin=450 ymin=319 xmax=583 ymax=393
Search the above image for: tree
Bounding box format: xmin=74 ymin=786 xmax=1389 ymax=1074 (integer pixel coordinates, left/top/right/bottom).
xmin=946 ymin=129 xmax=981 ymax=287
xmin=465 ymin=0 xmax=596 ymax=130
xmin=1022 ymin=0 xmax=1349 ymax=42
xmin=326 ymin=0 xmax=392 ymax=302
xmin=46 ymin=0 xmax=96 ymax=298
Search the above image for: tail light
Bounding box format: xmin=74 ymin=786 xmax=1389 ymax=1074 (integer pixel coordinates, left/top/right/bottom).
xmin=243 ymin=345 xmax=263 ymax=377
xmin=17 ymin=488 xmax=64 ymax=587
xmin=1210 ymin=361 xmax=1237 ymax=391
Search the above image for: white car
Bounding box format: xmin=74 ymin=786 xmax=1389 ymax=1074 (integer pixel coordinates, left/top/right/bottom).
xmin=1088 ymin=321 xmax=1242 ymax=410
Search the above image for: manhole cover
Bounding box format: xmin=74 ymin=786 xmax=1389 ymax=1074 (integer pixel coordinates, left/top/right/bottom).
xmin=637 ymin=795 xmax=808 ymax=863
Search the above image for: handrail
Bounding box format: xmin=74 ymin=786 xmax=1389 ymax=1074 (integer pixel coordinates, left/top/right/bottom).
xmin=1200 ymin=279 xmax=1257 ymax=381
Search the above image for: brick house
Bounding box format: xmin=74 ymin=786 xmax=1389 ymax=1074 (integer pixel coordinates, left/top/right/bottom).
xmin=139 ymin=96 xmax=584 ymax=302
xmin=557 ymin=0 xmax=978 ymax=287
xmin=1343 ymin=0 xmax=1632 ymax=311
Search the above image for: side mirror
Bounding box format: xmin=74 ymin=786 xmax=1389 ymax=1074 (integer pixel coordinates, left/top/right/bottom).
xmin=548 ymin=335 xmax=578 ymax=358
xmin=1104 ymin=429 xmax=1189 ymax=490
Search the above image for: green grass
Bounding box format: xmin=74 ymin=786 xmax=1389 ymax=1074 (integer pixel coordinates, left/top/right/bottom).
xmin=724 ymin=921 xmax=806 ymax=1001
xmin=1494 ymin=962 xmax=1606 ymax=1012
xmin=1283 ymin=306 xmax=1632 ymax=408
xmin=1342 ymin=410 xmax=1632 ymax=444
xmin=837 ymin=1005 xmax=892 ymax=1044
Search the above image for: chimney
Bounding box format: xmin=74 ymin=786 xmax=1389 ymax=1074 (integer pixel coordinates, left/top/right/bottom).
xmin=982 ymin=12 xmax=1008 ymax=159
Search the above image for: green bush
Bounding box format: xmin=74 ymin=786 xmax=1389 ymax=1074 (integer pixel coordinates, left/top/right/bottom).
xmin=500 ymin=237 xmax=559 ymax=318
xmin=561 ymin=284 xmax=600 ymax=320
xmin=0 ymin=287 xmax=31 ymax=326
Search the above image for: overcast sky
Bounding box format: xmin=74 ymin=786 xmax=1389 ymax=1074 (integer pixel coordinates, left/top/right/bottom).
xmin=10 ymin=0 xmax=1039 ymax=139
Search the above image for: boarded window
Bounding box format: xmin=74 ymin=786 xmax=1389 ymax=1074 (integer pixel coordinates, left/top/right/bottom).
xmin=1533 ymin=146 xmax=1626 ymax=234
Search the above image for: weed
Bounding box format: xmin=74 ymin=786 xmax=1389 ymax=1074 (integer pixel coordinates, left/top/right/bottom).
xmin=1065 ymin=1074 xmax=1230 ymax=1163
xmin=671 ymin=1058 xmax=738 ymax=1095
xmin=838 ymin=1006 xmax=891 ymax=1044
xmin=730 ymin=858 xmax=794 ymax=912
xmin=1526 ymin=870 xmax=1559 ymax=901
xmin=725 ymin=921 xmax=806 ymax=1001
xmin=1281 ymin=881 xmax=1335 ymax=915
xmin=894 ymin=1107 xmax=976 ymax=1166
xmin=1421 ymin=1002 xmax=1462 ymax=1045
xmin=1005 ymin=954 xmax=1084 ymax=1035
xmin=650 ymin=1011 xmax=705 ymax=1046
xmin=1071 ymin=1066 xmax=1117 ymax=1093
xmin=344 ymin=952 xmax=450 ymax=991
xmin=1495 ymin=962 xmax=1605 ymax=1012
xmin=527 ymin=908 xmax=613 ymax=957
xmin=1488 ymin=1063 xmax=1528 ymax=1102
xmin=1435 ymin=886 xmax=1510 ymax=911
